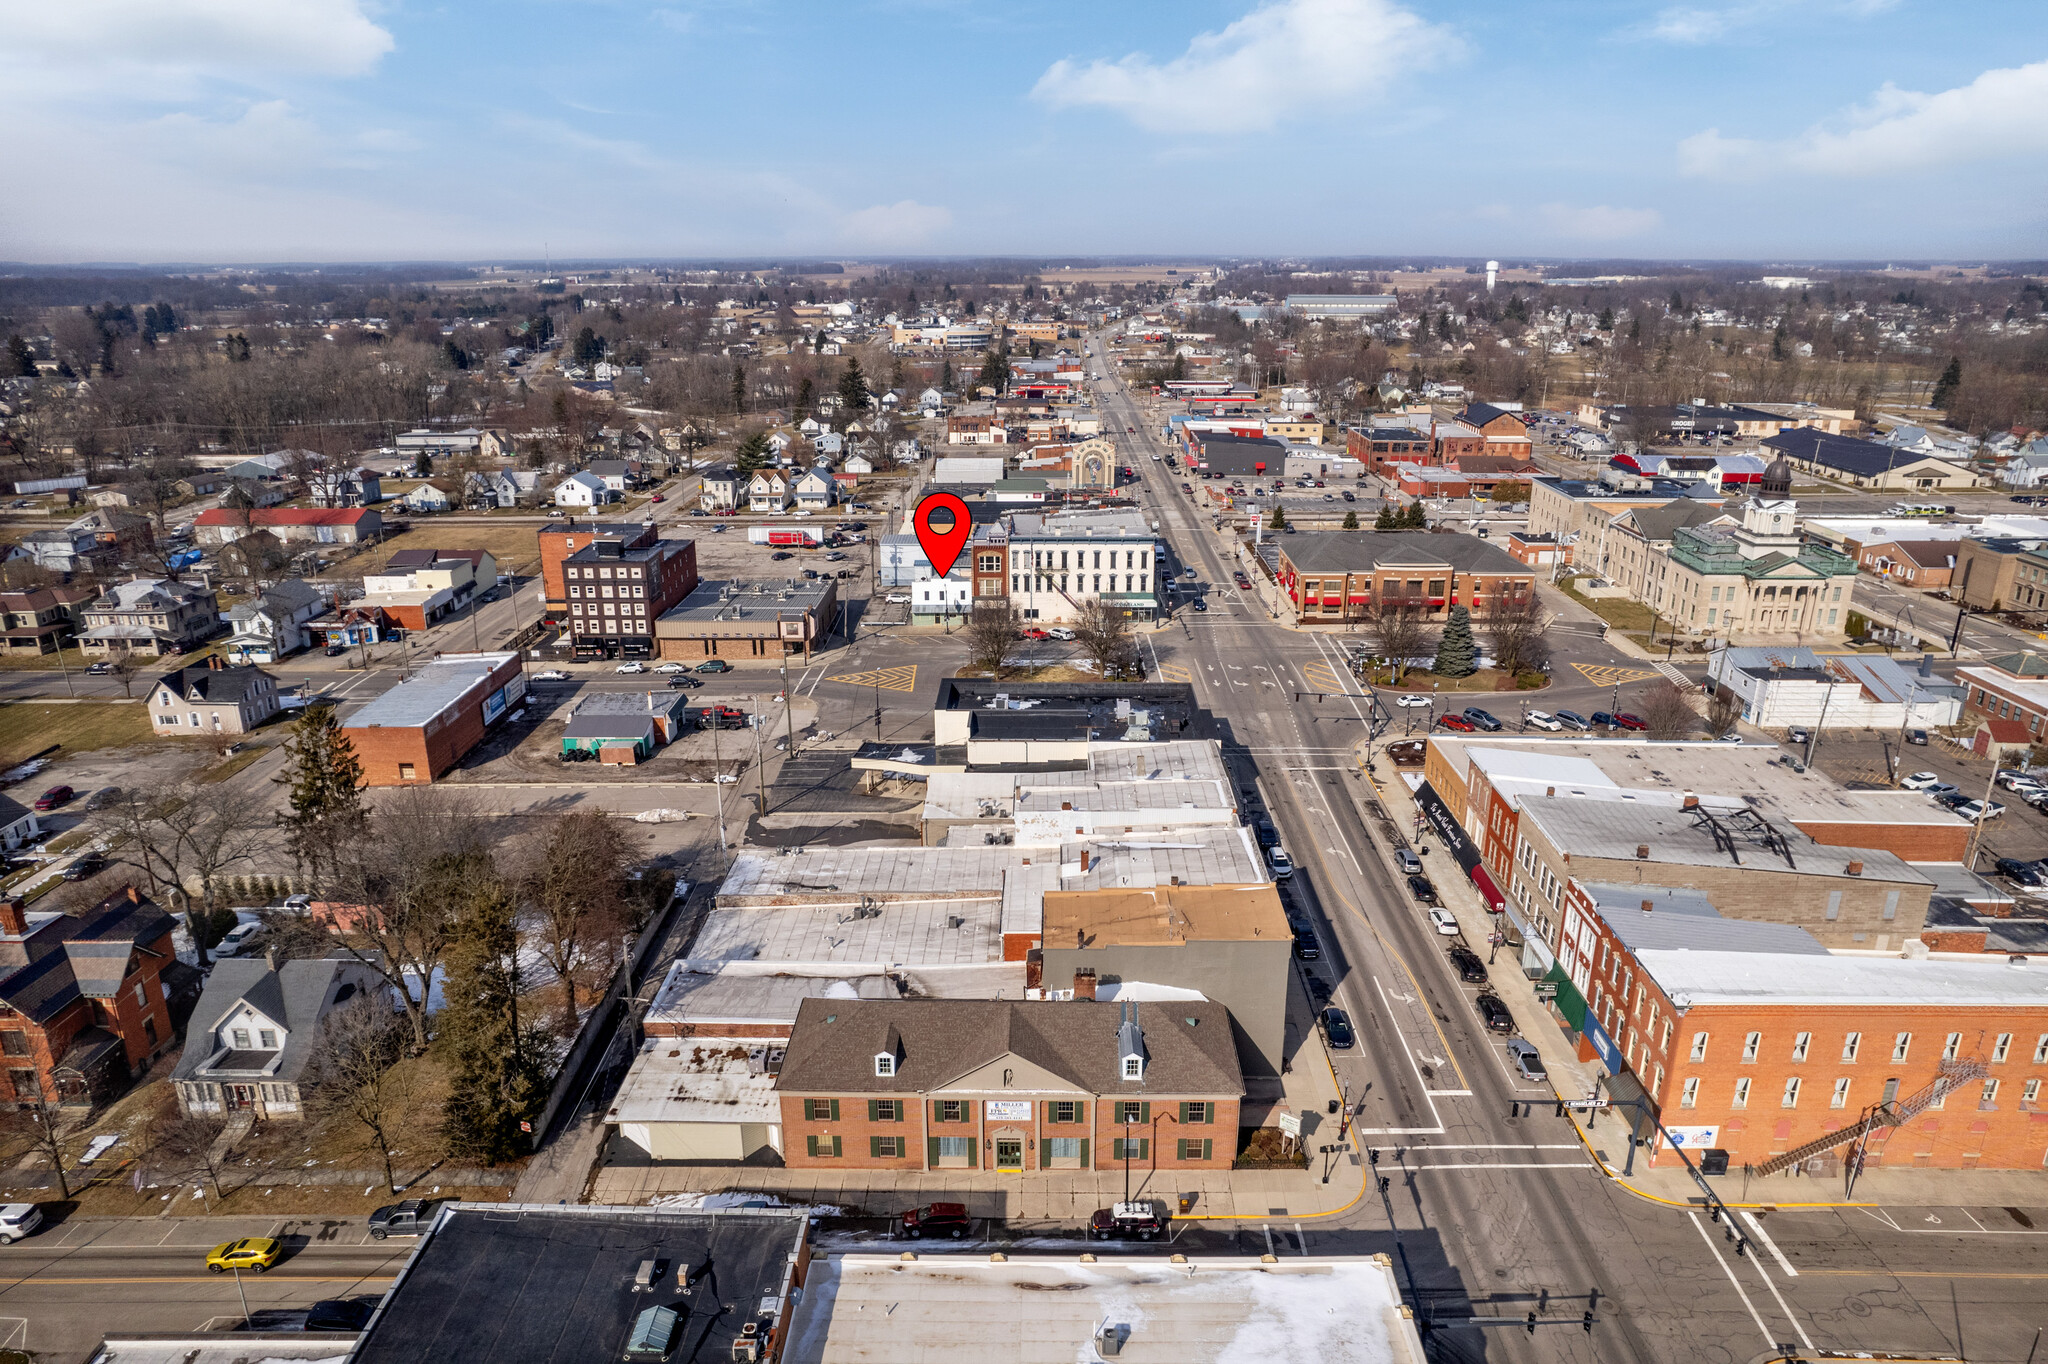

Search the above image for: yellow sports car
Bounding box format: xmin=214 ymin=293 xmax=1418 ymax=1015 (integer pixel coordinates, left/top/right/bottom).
xmin=205 ymin=1237 xmax=280 ymax=1273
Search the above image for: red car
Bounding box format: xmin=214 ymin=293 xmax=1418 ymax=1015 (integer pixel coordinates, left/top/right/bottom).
xmin=1434 ymin=715 xmax=1477 ymax=733
xmin=33 ymin=785 xmax=73 ymax=811
xmin=1611 ymin=713 xmax=1648 ymax=731
xmin=649 ymin=493 xmax=665 ymax=503
xmin=1019 ymin=628 xmax=1050 ymax=640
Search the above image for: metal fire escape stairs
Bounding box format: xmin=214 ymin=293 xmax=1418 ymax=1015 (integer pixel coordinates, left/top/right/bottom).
xmin=1748 ymin=1056 xmax=1990 ymax=1179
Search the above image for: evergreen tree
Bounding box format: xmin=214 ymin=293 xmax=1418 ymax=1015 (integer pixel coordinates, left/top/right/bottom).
xmin=1433 ymin=605 xmax=1477 ymax=677
xmin=437 ymin=859 xmax=548 ymax=1165
xmin=1404 ymin=501 xmax=1428 ymax=528
xmin=795 ymin=376 xmax=813 ymax=412
xmin=838 ymin=354 xmax=871 ymax=412
xmin=1268 ymin=505 xmax=1287 ymax=530
xmin=1669 ymin=289 xmax=1684 ymax=314
xmin=1169 ymin=353 xmax=1186 ymax=381
xmin=976 ymin=347 xmax=1011 ymax=395
xmin=225 ymin=333 xmax=251 ymax=362
xmin=1628 ymin=316 xmax=1641 ymax=342
xmin=939 ymin=358 xmax=954 ymax=392
xmin=5 ymin=335 xmax=34 ymax=377
xmin=734 ymin=431 xmax=769 ymax=474
xmin=414 ymin=452 xmax=433 ymax=477
xmin=1343 ymin=511 xmax=1359 ymax=529
xmin=1597 ymin=306 xmax=1616 ymax=332
xmin=1374 ymin=505 xmax=1397 ymax=530
xmin=730 ymin=362 xmax=747 ymax=413
xmin=274 ymin=702 xmax=367 ymax=894
xmin=1931 ymin=356 xmax=1963 ymax=411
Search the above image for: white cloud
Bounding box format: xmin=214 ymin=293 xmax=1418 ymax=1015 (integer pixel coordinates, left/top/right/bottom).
xmin=1637 ymin=0 xmax=1897 ymax=44
xmin=0 ymin=0 xmax=394 ymax=84
xmin=1679 ymin=58 xmax=2048 ymax=178
xmin=840 ymin=200 xmax=954 ymax=248
xmin=1031 ymin=0 xmax=1459 ymax=135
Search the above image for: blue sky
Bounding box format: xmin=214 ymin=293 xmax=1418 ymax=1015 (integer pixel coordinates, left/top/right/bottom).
xmin=0 ymin=0 xmax=2042 ymax=262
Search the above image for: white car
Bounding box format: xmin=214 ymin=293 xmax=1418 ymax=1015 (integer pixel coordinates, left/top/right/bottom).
xmin=1046 ymin=627 xmax=1076 ymax=641
xmin=655 ymin=662 xmax=688 ymax=674
xmin=0 ymin=1204 xmax=41 ymax=1244
xmin=215 ymin=921 xmax=263 ymax=957
xmin=1395 ymin=694 xmax=1431 ymax=709
xmin=1899 ymin=771 xmax=1942 ymax=791
xmin=532 ymin=669 xmax=569 ymax=682
xmin=1524 ymin=710 xmax=1564 ymax=731
xmin=1958 ymin=799 xmax=2007 ymax=821
xmin=615 ymin=662 xmax=646 ymax=674
xmin=886 ymin=594 xmax=910 ymax=604
xmin=1426 ymin=908 xmax=1459 ymax=936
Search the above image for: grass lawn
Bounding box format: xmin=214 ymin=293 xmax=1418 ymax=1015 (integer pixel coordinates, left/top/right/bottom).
xmin=1560 ymin=578 xmax=1668 ymax=637
xmin=197 ymin=739 xmax=275 ymax=784
xmin=1370 ymin=667 xmax=1547 ymax=693
xmin=374 ymin=522 xmax=546 ymax=575
xmin=0 ymin=701 xmax=154 ymax=769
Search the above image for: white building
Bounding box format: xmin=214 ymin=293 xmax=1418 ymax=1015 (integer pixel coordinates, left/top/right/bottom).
xmin=1706 ymin=646 xmax=1964 ymax=730
xmin=552 ymin=471 xmax=614 ymax=508
xmin=1006 ymin=509 xmax=1159 ymax=623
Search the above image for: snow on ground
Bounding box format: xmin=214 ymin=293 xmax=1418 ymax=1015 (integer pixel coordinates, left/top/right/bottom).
xmin=647 ymin=1191 xmax=845 ymax=1216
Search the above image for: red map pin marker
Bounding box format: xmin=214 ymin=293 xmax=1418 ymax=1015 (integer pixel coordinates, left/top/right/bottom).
xmin=912 ymin=492 xmax=972 ymax=578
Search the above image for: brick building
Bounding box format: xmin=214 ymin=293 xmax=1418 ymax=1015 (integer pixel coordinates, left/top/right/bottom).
xmin=775 ymin=998 xmax=1242 ymax=1172
xmin=1273 ymin=530 xmax=1531 ymax=623
xmin=1954 ymin=651 xmax=2048 ymax=741
xmin=337 ymin=650 xmax=524 ymax=785
xmin=1344 ymin=423 xmax=1434 ymax=475
xmin=538 ymin=520 xmax=657 ymax=615
xmin=0 ymin=887 xmax=187 ymax=1109
xmin=1553 ymin=881 xmax=2048 ymax=1172
xmin=562 ymin=534 xmax=699 ymax=660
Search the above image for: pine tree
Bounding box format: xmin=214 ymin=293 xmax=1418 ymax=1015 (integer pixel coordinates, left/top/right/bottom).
xmin=1343 ymin=511 xmax=1359 ymax=529
xmin=5 ymin=335 xmax=34 ymax=377
xmin=734 ymin=431 xmax=769 ymax=474
xmin=1597 ymin=306 xmax=1615 ymax=332
xmin=730 ymin=363 xmax=747 ymax=413
xmin=1404 ymin=501 xmax=1428 ymax=529
xmin=796 ymin=376 xmax=813 ymax=412
xmin=437 ymin=860 xmax=548 ymax=1165
xmin=275 ymin=702 xmax=367 ymax=894
xmin=1931 ymin=356 xmax=1963 ymax=411
xmin=1434 ymin=605 xmax=1477 ymax=677
xmin=1375 ymin=505 xmax=1397 ymax=530
xmin=939 ymin=359 xmax=954 ymax=392
xmin=838 ymin=355 xmax=871 ymax=413
xmin=1268 ymin=505 xmax=1287 ymax=530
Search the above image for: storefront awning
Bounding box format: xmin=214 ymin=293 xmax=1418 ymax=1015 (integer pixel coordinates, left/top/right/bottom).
xmin=1469 ymin=864 xmax=1507 ymax=913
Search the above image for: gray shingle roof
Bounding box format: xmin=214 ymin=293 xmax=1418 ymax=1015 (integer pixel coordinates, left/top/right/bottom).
xmin=173 ymin=956 xmax=383 ymax=1086
xmin=1280 ymin=530 xmax=1526 ymax=575
xmin=152 ymin=662 xmax=276 ymax=706
xmin=774 ymin=998 xmax=1244 ymax=1097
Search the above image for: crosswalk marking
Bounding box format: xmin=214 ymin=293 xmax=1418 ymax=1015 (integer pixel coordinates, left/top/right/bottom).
xmin=1301 ymin=660 xmax=1347 ymax=694
xmin=1155 ymin=662 xmax=1193 ymax=683
xmin=1653 ymin=662 xmax=1693 ymax=686
xmin=824 ymin=664 xmax=918 ymax=692
xmin=1569 ymin=662 xmax=1660 ymax=688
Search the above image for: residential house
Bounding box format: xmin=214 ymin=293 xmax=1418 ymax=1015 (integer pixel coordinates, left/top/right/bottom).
xmin=466 ymin=469 xmax=541 ymax=509
xmin=584 ymin=459 xmax=638 ymax=494
xmin=223 ymin=579 xmax=325 ymax=662
xmin=402 ymin=478 xmax=463 ymax=513
xmin=0 ymin=796 xmax=37 ymax=853
xmin=78 ymin=578 xmax=220 ymax=656
xmin=792 ymin=466 xmax=836 ymax=511
xmin=171 ymin=955 xmax=387 ymax=1119
xmin=222 ymin=450 xmax=316 ymax=484
xmin=842 ymin=452 xmax=874 ymax=477
xmin=223 ymin=477 xmax=287 ymax=508
xmin=797 ymin=416 xmax=825 ymax=437
xmin=148 ymin=658 xmax=283 ymax=737
xmin=698 ymin=465 xmax=740 ymax=512
xmin=19 ymin=524 xmax=115 ymax=576
xmin=173 ymin=473 xmax=222 ymax=498
xmin=553 ymin=471 xmax=614 ymax=508
xmin=306 ymin=467 xmax=384 ymax=508
xmin=0 ymin=887 xmax=188 ymax=1110
xmin=748 ymin=470 xmax=792 ymax=513
xmin=775 ymin=998 xmax=1243 ymax=1173
xmin=191 ymin=507 xmax=381 ymax=546
xmin=0 ymin=586 xmax=94 ymax=654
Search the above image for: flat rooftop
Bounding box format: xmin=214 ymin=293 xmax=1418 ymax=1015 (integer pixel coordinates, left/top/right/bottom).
xmin=1639 ymin=949 xmax=2048 ymax=1008
xmin=1523 ymin=797 xmax=1925 ymax=884
xmin=643 ymin=959 xmax=1028 ymax=1028
xmin=351 ymin=1203 xmax=805 ymax=1364
xmin=660 ymin=578 xmax=832 ymax=625
xmin=786 ymin=1253 xmax=1426 ymax=1364
xmin=605 ymin=1036 xmax=781 ymax=1128
xmin=90 ymin=1339 xmax=352 ymax=1364
xmin=1579 ymin=882 xmax=1830 ymax=956
xmin=1042 ymin=883 xmax=1290 ymax=949
xmin=341 ymin=652 xmax=515 ymax=729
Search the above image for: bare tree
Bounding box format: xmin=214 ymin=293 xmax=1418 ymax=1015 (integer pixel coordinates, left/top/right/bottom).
xmin=963 ymin=601 xmax=1022 ymax=674
xmin=1479 ymin=593 xmax=1550 ymax=677
xmin=306 ymin=995 xmax=430 ymax=1195
xmin=94 ymin=780 xmax=271 ymax=965
xmin=1071 ymin=599 xmax=1139 ymax=681
xmin=1366 ymin=599 xmax=1433 ymax=685
xmin=0 ymin=1090 xmax=79 ymax=1198
xmin=138 ymin=1105 xmax=234 ymax=1201
xmin=1707 ymin=685 xmax=1740 ymax=739
xmin=520 ymin=808 xmax=636 ymax=1034
xmin=1638 ymin=680 xmax=1703 ymax=740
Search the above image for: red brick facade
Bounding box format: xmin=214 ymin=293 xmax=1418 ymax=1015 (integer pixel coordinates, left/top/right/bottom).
xmin=779 ymin=1093 xmax=1240 ymax=1172
xmin=340 ymin=652 xmax=524 ymax=786
xmin=538 ymin=521 xmax=658 ymax=611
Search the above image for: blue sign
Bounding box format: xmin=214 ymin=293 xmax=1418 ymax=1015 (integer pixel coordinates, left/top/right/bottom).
xmin=1583 ymin=1013 xmax=1624 ymax=1075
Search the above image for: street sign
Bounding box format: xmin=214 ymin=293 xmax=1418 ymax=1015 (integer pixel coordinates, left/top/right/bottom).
xmin=1561 ymin=1098 xmax=1609 ymax=1112
xmin=1276 ymin=1110 xmax=1302 ymax=1139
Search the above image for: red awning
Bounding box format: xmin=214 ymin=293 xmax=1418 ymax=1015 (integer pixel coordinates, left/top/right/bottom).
xmin=1469 ymin=864 xmax=1507 ymax=913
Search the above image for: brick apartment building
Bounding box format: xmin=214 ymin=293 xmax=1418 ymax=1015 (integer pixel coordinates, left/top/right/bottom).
xmin=0 ymin=887 xmax=188 ymax=1109
xmin=562 ymin=535 xmax=699 ymax=660
xmin=775 ymin=998 xmax=1242 ymax=1172
xmin=1345 ymin=423 xmax=1435 ymax=476
xmin=1953 ymin=651 xmax=2048 ymax=740
xmin=1274 ymin=530 xmax=1531 ymax=623
xmin=538 ymin=520 xmax=658 ymax=614
xmin=337 ymin=650 xmax=524 ymax=785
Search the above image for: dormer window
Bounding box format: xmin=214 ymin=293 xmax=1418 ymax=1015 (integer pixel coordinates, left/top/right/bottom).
xmin=874 ymin=1052 xmax=895 ymax=1078
xmin=1122 ymin=1055 xmax=1143 ymax=1081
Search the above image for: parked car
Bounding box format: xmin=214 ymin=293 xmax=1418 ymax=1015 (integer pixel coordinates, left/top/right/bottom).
xmin=1395 ymin=694 xmax=1430 ymax=708
xmin=694 ymin=660 xmax=732 ymax=673
xmin=1958 ymin=799 xmax=2007 ymax=821
xmin=615 ymin=662 xmax=646 ymax=674
xmin=1088 ymin=1202 xmax=1166 ymax=1241
xmin=1266 ymin=846 xmax=1294 ymax=879
xmin=1320 ymin=1007 xmax=1356 ymax=1050
xmin=1787 ymin=726 xmax=1812 ymax=745
xmin=1899 ymin=771 xmax=1942 ymax=790
xmin=668 ymin=675 xmax=702 ymax=690
xmin=85 ymin=661 xmax=112 ymax=675
xmin=62 ymin=853 xmax=107 ymax=882
xmin=84 ymin=786 xmax=121 ymax=812
xmin=1523 ymin=710 xmax=1563 ymax=731
xmin=214 ymin=921 xmax=264 ymax=957
xmin=1474 ymin=993 xmax=1514 ymax=1034
xmin=206 ymin=1237 xmax=281 ymax=1272
xmin=1933 ymin=789 xmax=1969 ymax=810
xmin=770 ymin=551 xmax=794 ymax=561
xmin=324 ymin=642 xmax=350 ymax=656
xmin=368 ymin=1199 xmax=447 ymax=1239
xmin=32 ymin=786 xmax=72 ymax=812
xmin=1448 ymin=946 xmax=1486 ymax=983
xmin=1252 ymin=819 xmax=1279 ymax=849
xmin=1996 ymin=770 xmax=2044 ymax=792
xmin=532 ymin=669 xmax=569 ymax=682
xmin=1461 ymin=707 xmax=1502 ymax=732
xmin=1395 ymin=849 xmax=1423 ymax=877
xmin=1427 ymin=908 xmax=1459 ymax=936
xmin=1293 ymin=929 xmax=1321 ymax=961
xmin=1554 ymin=710 xmax=1591 ymax=731
xmin=1406 ymin=874 xmax=1438 ymax=905
xmin=305 ymin=1299 xmax=373 ymax=1332
xmin=1590 ymin=711 xmax=1620 ymax=729
xmin=1047 ymin=627 xmax=1077 ymax=641
xmin=0 ymin=1204 xmax=42 ymax=1244
xmin=1906 ymin=728 xmax=1930 ymax=745
xmin=1995 ymin=857 xmax=2045 ymax=887
xmin=1610 ymin=712 xmax=1648 ymax=732
xmin=900 ymin=1202 xmax=971 ymax=1240
xmin=1506 ymin=1038 xmax=1547 ymax=1083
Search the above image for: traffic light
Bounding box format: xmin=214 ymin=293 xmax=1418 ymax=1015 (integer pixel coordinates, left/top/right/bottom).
xmin=1582 ymin=1310 xmax=1594 ymax=1334
xmin=1377 ymin=1176 xmax=1390 ymax=1194
xmin=1369 ymin=1148 xmax=1380 ymax=1166
xmin=1525 ymin=1313 xmax=1537 ymax=1336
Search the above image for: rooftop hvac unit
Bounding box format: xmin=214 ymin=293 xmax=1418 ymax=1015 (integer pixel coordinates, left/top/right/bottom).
xmin=730 ymin=1322 xmax=762 ymax=1363
xmin=746 ymin=1046 xmax=769 ymax=1076
xmin=764 ymin=1048 xmax=785 ymax=1076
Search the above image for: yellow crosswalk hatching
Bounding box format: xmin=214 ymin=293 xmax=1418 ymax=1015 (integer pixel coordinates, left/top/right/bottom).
xmin=1155 ymin=662 xmax=1193 ymax=683
xmin=1301 ymin=660 xmax=1347 ymax=694
xmin=825 ymin=665 xmax=919 ymax=692
xmin=1570 ymin=663 xmax=1660 ymax=688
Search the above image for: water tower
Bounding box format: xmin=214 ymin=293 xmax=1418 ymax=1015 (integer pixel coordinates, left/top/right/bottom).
xmin=1485 ymin=260 xmax=1499 ymax=292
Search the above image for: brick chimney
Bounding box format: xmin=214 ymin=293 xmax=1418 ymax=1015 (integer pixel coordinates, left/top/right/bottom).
xmin=126 ymin=885 xmax=142 ymax=904
xmin=1681 ymin=793 xmax=1699 ymax=810
xmin=1641 ymin=899 xmax=1655 ymax=915
xmin=1846 ymin=860 xmax=1864 ymax=877
xmin=1080 ymin=849 xmax=1090 ymax=873
xmin=0 ymin=898 xmax=24 ymax=936
xmin=1636 ymin=843 xmax=1650 ymax=860
xmin=1073 ymin=968 xmax=1097 ymax=1002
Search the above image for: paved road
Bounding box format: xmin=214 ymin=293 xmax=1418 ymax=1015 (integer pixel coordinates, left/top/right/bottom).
xmin=1090 ymin=351 xmax=2042 ymax=1362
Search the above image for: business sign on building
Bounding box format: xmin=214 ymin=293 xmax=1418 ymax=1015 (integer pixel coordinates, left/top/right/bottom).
xmin=985 ymin=1101 xmax=1032 ymax=1122
xmin=1664 ymin=1126 xmax=1719 ymax=1151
